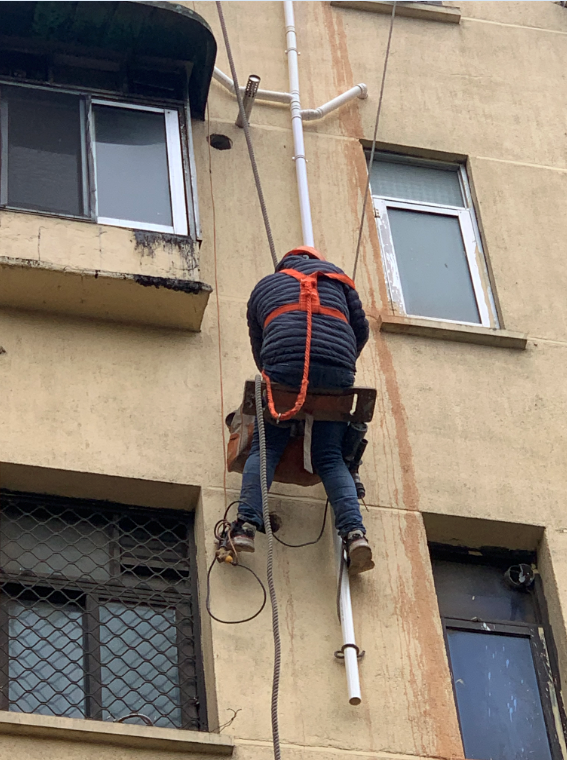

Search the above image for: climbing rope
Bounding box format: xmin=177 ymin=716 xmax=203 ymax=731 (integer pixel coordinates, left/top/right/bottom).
xmin=216 ymin=2 xmax=279 ymax=269
xmin=352 ymin=1 xmax=397 ymax=281
xmin=255 ymin=374 xmax=282 ymax=760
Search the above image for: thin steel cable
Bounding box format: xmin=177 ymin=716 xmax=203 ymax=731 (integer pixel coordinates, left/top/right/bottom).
xmin=216 ymin=2 xmax=278 ymax=269
xmin=255 ymin=375 xmax=282 ymax=760
xmin=206 ymin=557 xmax=267 ymax=624
xmin=274 ymin=499 xmax=328 ymax=548
xmin=352 ymin=1 xmax=397 ymax=281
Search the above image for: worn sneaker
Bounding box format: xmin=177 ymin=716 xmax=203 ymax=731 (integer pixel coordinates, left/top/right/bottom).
xmin=230 ymin=521 xmax=256 ymax=553
xmin=345 ymin=530 xmax=375 ymax=574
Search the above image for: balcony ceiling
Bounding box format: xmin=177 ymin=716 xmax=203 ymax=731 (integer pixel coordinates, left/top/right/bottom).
xmin=0 ymin=1 xmax=217 ymax=118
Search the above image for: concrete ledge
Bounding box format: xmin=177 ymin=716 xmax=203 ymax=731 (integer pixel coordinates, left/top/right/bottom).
xmin=378 ymin=314 xmax=528 ymax=350
xmin=0 ymin=711 xmax=234 ymax=754
xmin=330 ymin=1 xmax=461 ymax=24
xmin=0 ymin=256 xmax=212 ymax=331
xmin=0 ymin=461 xmax=200 ymax=511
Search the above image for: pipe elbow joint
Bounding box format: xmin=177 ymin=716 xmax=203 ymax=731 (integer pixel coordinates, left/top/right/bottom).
xmin=356 ymin=83 xmax=368 ymax=100
xmin=300 ymin=108 xmax=322 ymax=121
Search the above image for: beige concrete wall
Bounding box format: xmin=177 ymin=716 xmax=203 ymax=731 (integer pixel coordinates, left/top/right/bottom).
xmin=2 ymin=2 xmax=567 ymax=760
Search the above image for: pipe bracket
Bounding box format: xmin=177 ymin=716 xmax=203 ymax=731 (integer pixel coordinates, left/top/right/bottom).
xmin=334 ymin=643 xmax=365 ymax=661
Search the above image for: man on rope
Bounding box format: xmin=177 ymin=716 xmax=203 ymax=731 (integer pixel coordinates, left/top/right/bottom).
xmin=231 ymin=246 xmax=374 ymax=574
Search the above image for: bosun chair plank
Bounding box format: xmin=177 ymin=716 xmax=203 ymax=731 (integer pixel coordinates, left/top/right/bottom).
xmin=242 ymin=381 xmax=376 ymax=424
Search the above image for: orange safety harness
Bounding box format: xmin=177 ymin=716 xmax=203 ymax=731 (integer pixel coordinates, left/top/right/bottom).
xmin=261 ymin=267 xmax=357 ymax=422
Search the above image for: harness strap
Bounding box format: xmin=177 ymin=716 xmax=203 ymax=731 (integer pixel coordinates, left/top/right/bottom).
xmin=276 ymin=268 xmax=356 ymax=290
xmin=262 ymin=268 xmax=356 ymax=422
xmin=262 ymin=269 xmax=354 ymax=329
xmin=264 ymin=303 xmax=348 ymax=328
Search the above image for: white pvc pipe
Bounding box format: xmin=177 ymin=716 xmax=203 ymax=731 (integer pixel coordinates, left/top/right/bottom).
xmin=334 ymin=531 xmax=362 ymax=705
xmin=213 ymin=67 xmax=292 ymax=104
xmin=283 ymin=0 xmax=315 ymax=248
xmin=284 ymin=0 xmax=362 ymax=705
xmin=301 ymin=84 xmax=368 ymax=121
xmin=214 ymin=67 xmax=368 ymax=122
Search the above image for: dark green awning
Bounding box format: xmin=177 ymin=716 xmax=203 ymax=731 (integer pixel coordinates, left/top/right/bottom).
xmin=0 ymin=1 xmax=216 ymax=118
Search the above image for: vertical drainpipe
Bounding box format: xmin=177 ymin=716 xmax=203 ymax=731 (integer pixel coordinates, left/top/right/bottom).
xmin=283 ymin=0 xmax=315 ymax=248
xmin=283 ymin=0 xmax=363 ymax=705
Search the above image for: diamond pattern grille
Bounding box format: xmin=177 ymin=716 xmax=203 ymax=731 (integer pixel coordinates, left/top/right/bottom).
xmin=0 ymin=490 xmax=205 ymax=730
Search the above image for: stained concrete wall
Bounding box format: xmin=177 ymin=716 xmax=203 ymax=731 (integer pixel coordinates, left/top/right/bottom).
xmin=1 ymin=2 xmax=567 ymax=760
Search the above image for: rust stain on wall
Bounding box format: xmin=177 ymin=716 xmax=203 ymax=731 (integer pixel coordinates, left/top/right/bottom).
xmin=319 ymin=7 xmax=464 ymax=758
xmin=396 ymin=511 xmax=465 ymax=759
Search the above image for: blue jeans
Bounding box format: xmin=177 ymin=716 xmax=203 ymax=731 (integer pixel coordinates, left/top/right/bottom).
xmin=238 ymin=419 xmax=366 ymax=538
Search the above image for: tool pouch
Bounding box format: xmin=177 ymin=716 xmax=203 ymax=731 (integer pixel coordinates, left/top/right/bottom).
xmin=226 ymin=408 xmax=255 ymax=474
xmin=225 ymin=406 xmax=321 ymax=486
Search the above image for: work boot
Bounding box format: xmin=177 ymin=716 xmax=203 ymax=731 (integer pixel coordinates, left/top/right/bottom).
xmin=230 ymin=520 xmax=256 ymax=553
xmin=345 ymin=530 xmax=374 ymax=574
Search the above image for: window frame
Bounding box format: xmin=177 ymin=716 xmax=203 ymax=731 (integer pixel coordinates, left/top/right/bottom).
xmin=0 ymin=79 xmax=195 ymax=237
xmin=442 ymin=617 xmax=566 ymax=760
xmin=431 ymin=547 xmax=567 ymax=760
xmin=371 ymin=154 xmax=499 ymax=329
xmin=0 ymin=491 xmax=207 ymax=731
xmin=0 ymin=584 xmax=199 ymax=727
xmin=90 ymin=98 xmax=188 ymax=236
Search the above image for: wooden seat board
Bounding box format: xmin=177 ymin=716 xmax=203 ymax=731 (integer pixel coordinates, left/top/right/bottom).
xmin=242 ymin=381 xmax=376 ymax=423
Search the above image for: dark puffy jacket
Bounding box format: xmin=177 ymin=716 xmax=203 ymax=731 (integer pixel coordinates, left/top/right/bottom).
xmin=247 ymin=254 xmax=369 ymax=381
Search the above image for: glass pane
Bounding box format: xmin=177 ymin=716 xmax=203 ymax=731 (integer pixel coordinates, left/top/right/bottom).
xmin=447 ymin=630 xmax=552 ymax=760
xmin=388 ymin=208 xmax=480 ymax=323
xmin=4 ymin=86 xmax=83 ymax=215
xmin=9 ymin=600 xmax=84 ymax=718
xmin=93 ymin=105 xmax=173 ymax=227
xmin=100 ymin=603 xmax=181 ymax=728
xmin=432 ymin=559 xmax=537 ymax=624
xmin=371 ymin=159 xmax=464 ymax=206
xmin=0 ymin=508 xmax=110 ymax=581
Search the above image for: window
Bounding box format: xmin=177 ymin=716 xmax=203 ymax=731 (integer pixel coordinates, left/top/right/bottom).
xmin=0 ymin=83 xmax=189 ymax=235
xmin=431 ymin=546 xmax=566 ymax=760
xmin=371 ymin=154 xmax=497 ymax=327
xmin=0 ymin=490 xmax=206 ymax=730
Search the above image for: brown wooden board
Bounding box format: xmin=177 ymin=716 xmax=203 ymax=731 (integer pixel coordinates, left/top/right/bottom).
xmin=242 ymin=381 xmax=376 ymax=423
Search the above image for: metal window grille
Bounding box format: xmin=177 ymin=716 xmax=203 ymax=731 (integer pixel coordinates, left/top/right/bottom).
xmin=0 ymin=489 xmax=206 ymax=730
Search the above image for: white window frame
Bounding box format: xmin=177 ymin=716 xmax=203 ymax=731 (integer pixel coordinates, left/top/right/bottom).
xmin=90 ymin=99 xmax=188 ymax=236
xmin=0 ymin=80 xmax=195 ymax=237
xmin=372 ymin=160 xmax=498 ymax=329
